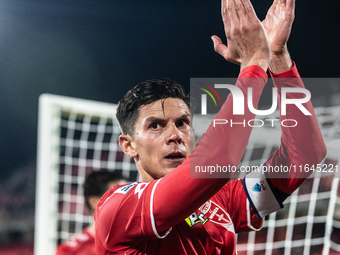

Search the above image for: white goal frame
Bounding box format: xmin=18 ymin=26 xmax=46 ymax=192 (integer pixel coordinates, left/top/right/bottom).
xmin=34 ymin=94 xmax=119 ymax=255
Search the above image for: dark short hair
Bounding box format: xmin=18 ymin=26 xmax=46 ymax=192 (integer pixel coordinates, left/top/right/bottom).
xmin=83 ymin=169 xmax=126 ymax=211
xmin=116 ymin=78 xmax=193 ymax=136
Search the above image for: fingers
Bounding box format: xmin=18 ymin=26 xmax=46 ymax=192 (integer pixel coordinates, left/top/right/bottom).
xmin=272 ymin=0 xmax=280 ymax=6
xmin=223 ymin=0 xmax=260 ymax=28
xmin=216 ymin=0 xmax=270 ymax=68
xmin=239 ymin=0 xmax=260 ymax=23
xmin=277 ymin=0 xmax=295 ymax=13
xmin=221 ymin=0 xmax=231 ymax=36
xmin=211 ymin=36 xmax=241 ymax=64
xmin=224 ymin=0 xmax=249 ymax=25
xmin=286 ymin=0 xmax=295 ymax=13
xmin=235 ymin=0 xmax=247 ymax=24
xmin=211 ymin=36 xmax=230 ymax=58
xmin=225 ymin=0 xmax=240 ymax=28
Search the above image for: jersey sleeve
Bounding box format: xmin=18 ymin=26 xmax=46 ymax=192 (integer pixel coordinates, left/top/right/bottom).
xmin=242 ymin=62 xmax=327 ymax=218
xmin=95 ymin=66 xmax=269 ymax=250
xmin=266 ymin=62 xmax=327 ymax=194
xmin=95 ymin=181 xmax=167 ymax=252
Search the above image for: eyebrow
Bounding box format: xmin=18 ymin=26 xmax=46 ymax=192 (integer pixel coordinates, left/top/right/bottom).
xmin=145 ymin=113 xmax=191 ymax=124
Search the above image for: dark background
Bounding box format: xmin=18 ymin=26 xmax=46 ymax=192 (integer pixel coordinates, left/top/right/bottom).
xmin=0 ymin=1 xmax=339 ymax=247
xmin=0 ymin=0 xmax=340 ymax=249
xmin=0 ymin=0 xmax=339 ymax=180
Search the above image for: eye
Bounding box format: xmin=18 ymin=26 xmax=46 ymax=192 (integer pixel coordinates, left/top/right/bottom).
xmin=150 ymin=123 xmax=159 ymax=129
xmin=177 ymin=120 xmax=184 ymax=127
xmin=177 ymin=119 xmax=190 ymax=128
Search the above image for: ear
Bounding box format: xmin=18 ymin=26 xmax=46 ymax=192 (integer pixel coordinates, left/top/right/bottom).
xmin=88 ymin=195 xmax=100 ymax=212
xmin=119 ymin=134 xmax=138 ymax=158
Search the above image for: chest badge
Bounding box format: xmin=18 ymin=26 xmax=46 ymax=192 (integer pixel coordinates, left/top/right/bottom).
xmin=199 ymin=200 xmax=232 ymax=227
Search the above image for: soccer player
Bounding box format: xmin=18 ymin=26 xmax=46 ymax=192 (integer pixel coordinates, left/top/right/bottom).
xmin=95 ymin=0 xmax=327 ymax=254
xmin=55 ymin=170 xmax=127 ymax=255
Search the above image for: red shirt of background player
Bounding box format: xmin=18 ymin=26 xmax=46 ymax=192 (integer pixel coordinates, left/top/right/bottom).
xmin=55 ymin=226 xmax=95 ymax=255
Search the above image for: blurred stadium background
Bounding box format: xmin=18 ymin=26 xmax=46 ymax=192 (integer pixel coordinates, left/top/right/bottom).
xmin=0 ymin=0 xmax=339 ymax=254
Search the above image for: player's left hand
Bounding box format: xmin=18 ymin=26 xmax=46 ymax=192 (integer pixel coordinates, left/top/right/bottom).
xmin=262 ymin=0 xmax=295 ymax=55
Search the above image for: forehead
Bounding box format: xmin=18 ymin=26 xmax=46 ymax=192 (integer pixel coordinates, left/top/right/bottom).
xmin=137 ymin=98 xmax=190 ymax=122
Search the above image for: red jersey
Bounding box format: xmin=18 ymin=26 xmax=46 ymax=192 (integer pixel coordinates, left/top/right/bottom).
xmin=95 ymin=64 xmax=326 ymax=254
xmin=55 ymin=226 xmax=95 ymax=255
xmin=96 ymin=178 xmax=262 ymax=255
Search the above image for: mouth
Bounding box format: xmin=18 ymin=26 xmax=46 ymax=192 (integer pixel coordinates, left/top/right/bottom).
xmin=164 ymin=151 xmax=186 ymax=163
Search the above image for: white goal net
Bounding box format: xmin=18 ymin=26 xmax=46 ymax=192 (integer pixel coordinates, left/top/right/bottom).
xmin=34 ymin=94 xmax=137 ymax=255
xmin=35 ymin=94 xmax=340 ymax=255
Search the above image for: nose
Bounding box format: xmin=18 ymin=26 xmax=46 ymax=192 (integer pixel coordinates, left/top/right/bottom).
xmin=166 ymin=123 xmax=182 ymax=144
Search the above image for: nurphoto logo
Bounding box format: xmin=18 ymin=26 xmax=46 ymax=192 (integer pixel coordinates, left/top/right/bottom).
xmin=199 ymin=83 xmax=311 ymax=116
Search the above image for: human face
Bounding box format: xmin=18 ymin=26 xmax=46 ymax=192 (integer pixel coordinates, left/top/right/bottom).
xmin=130 ymin=98 xmax=192 ymax=182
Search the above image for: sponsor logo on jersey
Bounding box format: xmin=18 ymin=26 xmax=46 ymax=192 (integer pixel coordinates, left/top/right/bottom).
xmin=185 ymin=212 xmax=209 ymax=227
xmin=252 ymin=183 xmax=261 ymax=192
xmin=114 ymin=182 xmax=138 ymax=194
xmin=252 ymin=180 xmax=267 ymax=192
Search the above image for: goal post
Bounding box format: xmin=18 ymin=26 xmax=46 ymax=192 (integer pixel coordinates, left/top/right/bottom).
xmin=34 ymin=93 xmax=340 ymax=255
xmin=35 ymin=94 xmax=61 ymax=255
xmin=34 ymin=94 xmax=138 ymax=255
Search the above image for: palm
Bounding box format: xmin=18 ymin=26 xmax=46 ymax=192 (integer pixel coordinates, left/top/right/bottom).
xmin=262 ymin=0 xmax=295 ymax=53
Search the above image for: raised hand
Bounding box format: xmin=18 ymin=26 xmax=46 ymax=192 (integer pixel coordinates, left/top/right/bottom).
xmin=212 ymin=0 xmax=271 ymax=72
xmin=262 ymin=0 xmax=295 ymax=54
xmin=262 ymin=0 xmax=295 ymax=72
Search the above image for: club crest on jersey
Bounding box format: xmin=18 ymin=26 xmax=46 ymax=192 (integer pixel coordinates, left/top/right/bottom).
xmin=185 ymin=200 xmax=232 ymax=228
xmin=202 ymin=200 xmax=232 ymax=227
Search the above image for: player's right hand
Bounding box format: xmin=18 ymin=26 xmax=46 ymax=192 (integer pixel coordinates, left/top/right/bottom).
xmin=212 ymin=0 xmax=271 ymax=72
